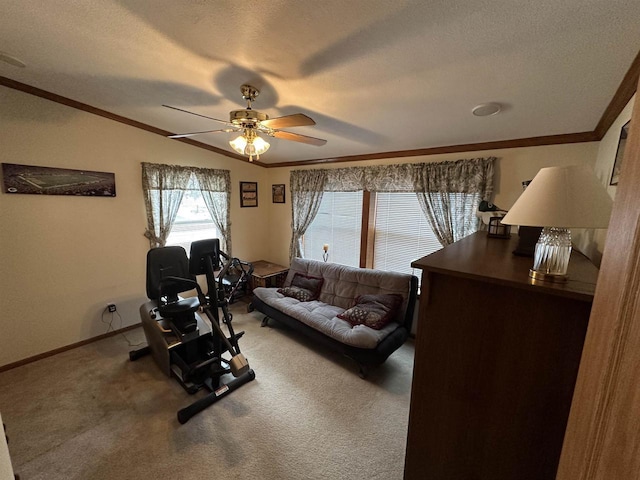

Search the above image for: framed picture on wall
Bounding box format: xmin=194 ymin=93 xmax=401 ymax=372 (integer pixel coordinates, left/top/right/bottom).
xmin=272 ymin=184 xmax=285 ymax=203
xmin=240 ymin=181 xmax=258 ymax=207
xmin=1 ymin=163 xmax=116 ymax=197
xmin=610 ymin=120 xmax=630 ymax=186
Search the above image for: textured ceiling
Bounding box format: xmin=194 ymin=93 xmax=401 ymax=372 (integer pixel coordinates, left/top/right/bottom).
xmin=1 ymin=0 xmax=639 ymax=164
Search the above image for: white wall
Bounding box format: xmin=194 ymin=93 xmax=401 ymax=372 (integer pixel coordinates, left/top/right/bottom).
xmin=265 ymin=143 xmax=601 ymax=267
xmin=577 ymin=94 xmax=636 ymax=264
xmin=0 ymin=86 xmax=270 ymax=366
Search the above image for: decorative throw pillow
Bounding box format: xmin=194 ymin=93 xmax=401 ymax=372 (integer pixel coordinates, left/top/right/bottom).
xmin=290 ymin=273 xmax=324 ymax=300
xmin=277 ymin=286 xmax=316 ymax=302
xmin=338 ymin=293 xmax=403 ymax=330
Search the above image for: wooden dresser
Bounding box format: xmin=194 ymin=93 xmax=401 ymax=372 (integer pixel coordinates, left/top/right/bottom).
xmin=404 ymin=232 xmax=598 ymax=480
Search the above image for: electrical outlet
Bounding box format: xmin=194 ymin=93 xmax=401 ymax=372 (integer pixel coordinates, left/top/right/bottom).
xmin=107 ymin=303 xmax=117 ymax=313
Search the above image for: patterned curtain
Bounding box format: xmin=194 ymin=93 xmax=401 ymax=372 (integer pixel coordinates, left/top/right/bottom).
xmin=289 ymin=169 xmax=328 ymax=261
xmin=413 ymin=157 xmax=495 ymax=246
xmin=141 ymin=163 xmax=192 ymax=248
xmin=141 ymin=163 xmax=231 ymax=250
xmin=192 ymin=166 xmax=232 ymax=256
xmin=325 ymin=163 xmax=415 ymax=192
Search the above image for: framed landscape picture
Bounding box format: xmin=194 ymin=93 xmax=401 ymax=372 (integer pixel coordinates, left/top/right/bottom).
xmin=610 ymin=120 xmax=630 ymax=186
xmin=272 ymin=184 xmax=285 ymax=203
xmin=240 ymin=181 xmax=258 ymax=207
xmin=2 ymin=163 xmax=116 ymax=197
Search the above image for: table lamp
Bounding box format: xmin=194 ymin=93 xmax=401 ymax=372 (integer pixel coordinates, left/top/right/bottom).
xmin=500 ymin=165 xmax=613 ymax=283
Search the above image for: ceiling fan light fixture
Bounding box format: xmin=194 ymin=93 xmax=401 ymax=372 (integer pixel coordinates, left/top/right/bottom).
xmin=229 ymin=131 xmax=270 ymax=162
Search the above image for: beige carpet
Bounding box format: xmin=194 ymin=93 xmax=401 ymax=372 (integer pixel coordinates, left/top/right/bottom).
xmin=0 ymin=302 xmax=415 ymax=480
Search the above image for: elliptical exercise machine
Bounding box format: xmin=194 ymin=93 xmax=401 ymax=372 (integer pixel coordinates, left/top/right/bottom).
xmin=130 ymin=239 xmax=255 ymax=424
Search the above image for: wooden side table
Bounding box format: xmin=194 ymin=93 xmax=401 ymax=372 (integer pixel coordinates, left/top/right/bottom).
xmin=249 ymin=260 xmax=289 ymax=291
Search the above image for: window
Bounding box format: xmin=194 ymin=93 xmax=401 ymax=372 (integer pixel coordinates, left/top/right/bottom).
xmin=165 ymin=184 xmax=221 ymax=254
xmin=293 ymin=159 xmax=491 ymax=279
xmin=141 ymin=163 xmax=231 ymax=252
xmin=303 ymin=191 xmax=363 ymax=267
xmin=303 ymin=191 xmax=444 ymax=282
xmin=372 ymin=192 xmax=442 ymax=278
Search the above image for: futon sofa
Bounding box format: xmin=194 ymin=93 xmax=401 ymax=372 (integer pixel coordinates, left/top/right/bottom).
xmin=251 ymin=258 xmax=418 ymax=377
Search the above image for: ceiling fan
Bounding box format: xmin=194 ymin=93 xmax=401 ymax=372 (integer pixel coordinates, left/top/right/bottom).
xmin=164 ymin=84 xmax=327 ymax=161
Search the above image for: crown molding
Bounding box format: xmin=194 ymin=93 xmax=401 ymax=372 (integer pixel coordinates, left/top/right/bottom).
xmin=2 ymin=46 xmax=638 ymax=170
xmin=264 ymin=132 xmax=599 ymax=168
xmin=594 ymin=49 xmax=640 ymax=139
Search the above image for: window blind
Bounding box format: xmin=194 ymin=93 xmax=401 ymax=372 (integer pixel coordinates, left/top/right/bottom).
xmin=303 ymin=191 xmax=363 ymax=267
xmin=373 ymin=192 xmax=443 ymax=279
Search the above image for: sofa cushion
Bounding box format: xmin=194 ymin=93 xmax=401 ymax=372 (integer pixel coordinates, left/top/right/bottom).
xmin=291 ymin=273 xmax=324 ymax=299
xmin=278 ymin=273 xmax=324 ymax=302
xmin=278 ymin=285 xmax=315 ymax=302
xmin=338 ymin=293 xmax=403 ymax=330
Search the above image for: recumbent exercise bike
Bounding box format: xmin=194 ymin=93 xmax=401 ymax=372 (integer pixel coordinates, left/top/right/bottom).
xmin=129 ymin=239 xmax=255 ymax=424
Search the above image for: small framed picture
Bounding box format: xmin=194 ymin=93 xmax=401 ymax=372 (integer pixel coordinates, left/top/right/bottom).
xmin=240 ymin=181 xmax=258 ymax=207
xmin=272 ymin=184 xmax=285 ymax=203
xmin=610 ymin=120 xmax=630 ymax=186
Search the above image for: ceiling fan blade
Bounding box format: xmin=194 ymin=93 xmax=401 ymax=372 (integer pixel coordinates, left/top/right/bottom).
xmin=169 ymin=128 xmax=236 ymax=139
xmin=261 ymin=113 xmax=316 ymax=129
xmin=273 ymin=130 xmax=327 ymax=146
xmin=163 ymin=104 xmax=230 ymax=125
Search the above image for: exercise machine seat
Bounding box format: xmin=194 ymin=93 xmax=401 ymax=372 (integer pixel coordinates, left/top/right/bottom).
xmin=146 ymin=246 xmax=199 ymax=332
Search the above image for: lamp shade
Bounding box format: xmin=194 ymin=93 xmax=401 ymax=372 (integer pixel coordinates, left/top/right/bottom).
xmin=500 ymin=165 xmax=613 ymax=228
xmin=252 ymin=136 xmax=270 ymax=155
xmin=229 ymin=135 xmax=248 ymax=153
